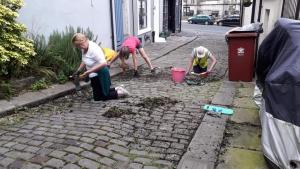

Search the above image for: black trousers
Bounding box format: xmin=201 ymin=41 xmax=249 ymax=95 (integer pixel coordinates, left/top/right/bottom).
xmin=90 ymin=69 xmax=118 ymax=101
xmin=193 ymin=65 xmax=207 ymax=74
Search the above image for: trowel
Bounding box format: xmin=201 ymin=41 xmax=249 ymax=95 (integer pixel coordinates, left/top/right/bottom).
xmin=69 ymin=74 xmax=81 ymax=91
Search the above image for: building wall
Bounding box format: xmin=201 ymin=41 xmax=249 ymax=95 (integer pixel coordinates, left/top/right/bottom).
xmin=183 ymin=0 xmax=240 ymax=17
xmin=18 ymin=0 xmax=113 ymax=48
xmin=123 ymin=0 xmax=133 ymax=37
xmin=242 ymin=0 xmax=283 ymax=41
xmin=200 ymin=1 xmax=224 ymax=16
xmin=128 ymin=0 xmax=154 ymax=45
xmin=243 ymin=5 xmax=252 ymax=25
xmin=160 ymin=0 xmax=164 ymax=32
xmin=260 ymin=0 xmax=283 ymax=37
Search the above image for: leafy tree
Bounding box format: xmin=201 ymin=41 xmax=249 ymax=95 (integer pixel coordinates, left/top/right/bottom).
xmin=0 ymin=0 xmax=35 ymax=78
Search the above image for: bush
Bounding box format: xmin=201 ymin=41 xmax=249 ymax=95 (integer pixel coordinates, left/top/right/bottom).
xmin=0 ymin=81 xmax=13 ymax=100
xmin=0 ymin=0 xmax=35 ymax=78
xmin=20 ymin=26 xmax=97 ymax=85
xmin=26 ymin=27 xmax=97 ymax=81
xmin=57 ymin=71 xmax=68 ymax=84
xmin=30 ymin=78 xmax=48 ymax=91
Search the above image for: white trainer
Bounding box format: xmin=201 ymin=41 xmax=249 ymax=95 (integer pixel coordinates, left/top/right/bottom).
xmin=120 ymin=87 xmax=130 ymax=96
xmin=115 ymin=84 xmax=125 ymax=91
xmin=91 ymin=99 xmax=102 ymax=103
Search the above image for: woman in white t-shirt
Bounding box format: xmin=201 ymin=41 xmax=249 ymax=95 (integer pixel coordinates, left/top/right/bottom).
xmin=71 ymin=33 xmax=129 ymax=101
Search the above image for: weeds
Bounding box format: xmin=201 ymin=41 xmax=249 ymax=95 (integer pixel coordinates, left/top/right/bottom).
xmin=0 ymin=81 xmax=13 ymax=100
xmin=30 ymin=78 xmax=48 ymax=91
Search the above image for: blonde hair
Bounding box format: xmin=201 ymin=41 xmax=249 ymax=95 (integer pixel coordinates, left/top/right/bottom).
xmin=71 ymin=33 xmax=88 ymax=45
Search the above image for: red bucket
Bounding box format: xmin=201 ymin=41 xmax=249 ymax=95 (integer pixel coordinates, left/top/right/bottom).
xmin=171 ymin=67 xmax=186 ymax=83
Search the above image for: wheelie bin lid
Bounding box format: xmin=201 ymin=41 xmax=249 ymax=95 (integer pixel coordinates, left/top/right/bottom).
xmin=226 ymin=22 xmax=262 ymax=38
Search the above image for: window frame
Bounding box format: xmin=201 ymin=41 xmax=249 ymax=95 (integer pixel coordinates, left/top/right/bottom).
xmin=137 ymin=0 xmax=151 ymax=35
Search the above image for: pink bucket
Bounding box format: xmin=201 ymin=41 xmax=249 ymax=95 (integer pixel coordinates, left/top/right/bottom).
xmin=171 ymin=67 xmax=186 ymax=83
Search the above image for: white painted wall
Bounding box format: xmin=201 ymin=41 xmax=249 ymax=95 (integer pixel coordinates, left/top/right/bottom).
xmin=18 ymin=0 xmax=113 ymax=48
xmin=201 ymin=0 xmax=223 ymax=15
xmin=159 ymin=0 xmax=164 ymax=32
xmin=242 ymin=0 xmax=283 ymax=41
xmin=243 ymin=5 xmax=252 ymax=25
xmin=123 ymin=0 xmax=132 ymax=37
xmin=260 ymin=0 xmax=283 ymax=38
xmin=153 ymin=0 xmax=165 ymax=42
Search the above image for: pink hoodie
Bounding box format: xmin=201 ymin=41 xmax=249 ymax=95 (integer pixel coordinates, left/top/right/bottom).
xmin=121 ymin=36 xmax=141 ymax=53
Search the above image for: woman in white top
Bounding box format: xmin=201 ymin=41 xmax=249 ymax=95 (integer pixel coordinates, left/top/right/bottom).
xmin=72 ymin=33 xmax=129 ymax=101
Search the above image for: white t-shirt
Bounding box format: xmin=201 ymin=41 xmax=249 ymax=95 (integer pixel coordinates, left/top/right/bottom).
xmin=82 ymin=41 xmax=107 ymax=78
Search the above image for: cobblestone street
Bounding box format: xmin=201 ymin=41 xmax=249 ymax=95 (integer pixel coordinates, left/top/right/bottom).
xmin=0 ymin=33 xmax=228 ymax=169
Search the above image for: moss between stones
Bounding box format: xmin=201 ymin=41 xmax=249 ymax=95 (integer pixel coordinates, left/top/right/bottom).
xmin=103 ymin=106 xmax=136 ymax=118
xmin=224 ymin=148 xmax=268 ymax=169
xmin=136 ymin=97 xmax=178 ymax=109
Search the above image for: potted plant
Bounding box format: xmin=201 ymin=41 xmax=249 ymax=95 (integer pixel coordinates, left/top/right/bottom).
xmin=243 ymin=0 xmax=252 ymax=7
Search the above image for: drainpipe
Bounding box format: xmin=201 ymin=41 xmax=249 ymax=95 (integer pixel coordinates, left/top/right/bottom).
xmin=255 ymin=0 xmax=263 ymax=78
xmin=110 ymin=0 xmax=115 ymax=49
xmin=295 ymin=0 xmax=300 ymax=20
xmin=257 ymin=0 xmax=263 ymax=22
xmin=132 ymin=0 xmax=136 ymax=35
xmin=179 ymin=0 xmax=182 ymax=32
xmin=240 ymin=1 xmax=243 ymax=26
xmin=251 ymin=0 xmax=256 ymax=23
xmin=281 ymin=0 xmax=285 ymax=17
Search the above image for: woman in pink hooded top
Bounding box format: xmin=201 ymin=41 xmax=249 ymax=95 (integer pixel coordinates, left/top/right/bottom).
xmin=108 ymin=36 xmax=157 ymax=77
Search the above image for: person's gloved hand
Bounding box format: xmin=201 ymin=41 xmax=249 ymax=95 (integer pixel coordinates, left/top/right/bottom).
xmin=133 ymin=70 xmax=139 ymax=77
xmin=79 ymin=72 xmax=89 ymax=79
xmin=70 ymin=71 xmax=79 ymax=80
xmin=72 ymin=70 xmax=80 ymax=77
xmin=199 ymin=72 xmax=209 ymax=78
xmin=120 ymin=63 xmax=129 ymax=70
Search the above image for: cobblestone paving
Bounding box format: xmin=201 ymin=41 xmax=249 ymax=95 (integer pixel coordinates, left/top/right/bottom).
xmin=0 ymin=35 xmax=227 ymax=169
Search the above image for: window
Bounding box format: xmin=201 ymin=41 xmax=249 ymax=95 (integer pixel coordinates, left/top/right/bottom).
xmin=183 ymin=6 xmax=191 ymax=16
xmin=138 ymin=0 xmax=147 ymax=29
xmin=264 ymin=9 xmax=270 ymax=33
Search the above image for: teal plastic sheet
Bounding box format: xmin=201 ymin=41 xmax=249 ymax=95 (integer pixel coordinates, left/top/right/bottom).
xmin=203 ymin=104 xmax=234 ymax=115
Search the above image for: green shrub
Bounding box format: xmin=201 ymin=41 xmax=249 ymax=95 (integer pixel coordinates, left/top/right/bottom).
xmin=22 ymin=34 xmax=57 ymax=79
xmin=30 ymin=78 xmax=48 ymax=91
xmin=0 ymin=81 xmax=13 ymax=100
xmin=23 ymin=26 xmax=97 ymax=83
xmin=46 ymin=26 xmax=98 ymax=76
xmin=0 ymin=0 xmax=35 ymax=78
xmin=57 ymin=71 xmax=68 ymax=84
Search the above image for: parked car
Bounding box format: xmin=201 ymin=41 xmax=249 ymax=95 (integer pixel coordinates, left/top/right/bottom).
xmin=188 ymin=15 xmax=214 ymax=25
xmin=217 ymin=15 xmax=240 ymax=26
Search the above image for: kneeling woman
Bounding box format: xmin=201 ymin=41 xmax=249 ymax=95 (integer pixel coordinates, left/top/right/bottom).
xmin=72 ymin=33 xmax=129 ymax=101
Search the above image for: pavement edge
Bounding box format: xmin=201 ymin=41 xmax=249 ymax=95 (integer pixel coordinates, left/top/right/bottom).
xmin=177 ymin=81 xmax=237 ymax=169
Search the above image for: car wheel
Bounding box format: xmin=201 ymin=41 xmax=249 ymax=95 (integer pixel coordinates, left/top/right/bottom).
xmin=218 ymin=22 xmax=223 ymax=26
xmin=188 ymin=20 xmax=192 ymax=24
xmin=205 ymin=21 xmax=208 ymax=25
